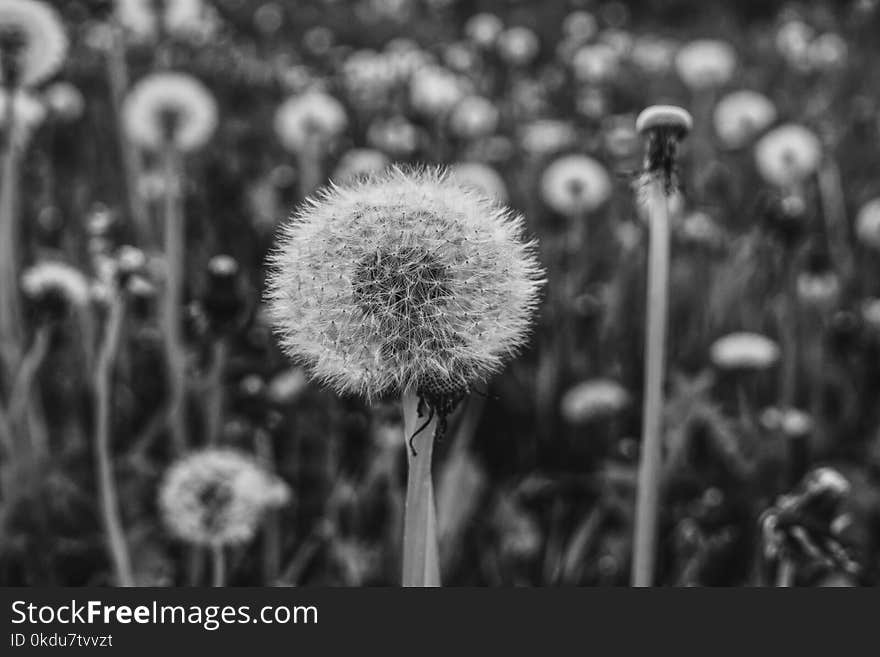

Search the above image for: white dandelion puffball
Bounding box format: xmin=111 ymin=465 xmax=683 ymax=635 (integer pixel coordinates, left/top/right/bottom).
xmin=0 ymin=0 xmax=68 ymax=87
xmin=0 ymin=88 xmax=46 ymax=142
xmin=21 ymin=260 xmax=90 ymax=308
xmin=123 ymin=72 xmax=217 ymax=152
xmin=367 ymin=114 xmax=420 ymax=156
xmin=496 ymin=26 xmax=540 ymax=66
xmin=754 ymin=124 xmax=822 ymax=188
xmin=450 ymin=162 xmax=508 ymax=203
xmin=114 ymin=0 xmax=218 ymax=41
xmin=409 ymin=65 xmax=468 ymax=117
xmin=519 ymin=119 xmax=577 ymax=158
xmin=675 ymin=39 xmax=737 ymax=89
xmin=540 ymin=154 xmax=612 ymax=215
xmin=561 ymin=379 xmax=629 ymax=424
xmin=448 ymin=95 xmax=499 ymax=140
xmin=464 ymin=12 xmax=503 ymax=48
xmin=710 ymin=332 xmax=780 ymax=370
xmin=332 ymin=148 xmax=390 ymax=183
xmin=855 ymin=199 xmax=880 ymax=250
xmin=760 ymin=407 xmax=812 ymax=437
xmin=265 ymin=167 xmax=544 ymax=399
xmin=43 ymin=81 xmax=84 ymax=122
xmin=572 ymin=43 xmax=619 ymax=83
xmin=274 ymin=91 xmax=348 ymax=152
xmin=159 ymin=448 xmax=290 ymax=547
xmin=713 ymin=90 xmax=777 ymax=149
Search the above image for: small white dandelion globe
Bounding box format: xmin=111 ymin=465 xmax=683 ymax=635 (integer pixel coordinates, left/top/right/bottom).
xmin=409 ymin=65 xmax=468 ymax=117
xmin=0 ymin=88 xmax=45 ymax=143
xmin=519 ymin=119 xmax=577 ymax=158
xmin=274 ymin=91 xmax=348 ymax=152
xmin=114 ymin=0 xmax=217 ymax=41
xmin=448 ymin=95 xmax=499 ymax=140
xmin=464 ymin=13 xmax=503 ymax=48
xmin=332 ymin=148 xmax=390 ymax=183
xmin=754 ymin=124 xmax=822 ymax=188
xmin=265 ymin=167 xmax=544 ymax=399
xmin=540 ymin=154 xmax=612 ymax=215
xmin=159 ymin=448 xmax=290 ymax=548
xmin=496 ymin=26 xmax=540 ymax=66
xmin=21 ymin=260 xmax=90 ymax=309
xmin=561 ymin=379 xmax=629 ymax=424
xmin=855 ymin=199 xmax=880 ymax=250
xmin=710 ymin=332 xmax=780 ymax=370
xmin=0 ymin=0 xmax=67 ymax=88
xmin=449 ymin=162 xmax=508 ymax=204
xmin=713 ymin=90 xmax=777 ymax=149
xmin=571 ymin=43 xmax=619 ymax=83
xmin=675 ymin=39 xmax=737 ymax=89
xmin=43 ymin=81 xmax=84 ymax=122
xmin=122 ymin=72 xmax=218 ymax=152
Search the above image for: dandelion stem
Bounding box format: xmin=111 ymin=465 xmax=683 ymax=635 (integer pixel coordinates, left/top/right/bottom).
xmin=0 ymin=93 xmax=22 ymax=384
xmin=205 ymin=338 xmax=228 ymax=445
xmin=817 ymin=158 xmax=852 ymax=280
xmin=775 ymin=558 xmax=795 ymax=587
xmin=8 ymin=325 xmax=51 ymax=466
xmin=94 ymin=292 xmax=135 ymax=587
xmin=632 ymin=177 xmax=671 ymax=587
xmin=401 ymin=389 xmax=441 ymax=587
xmin=161 ymin=145 xmax=188 ymax=454
xmin=212 ymin=545 xmax=226 ymax=587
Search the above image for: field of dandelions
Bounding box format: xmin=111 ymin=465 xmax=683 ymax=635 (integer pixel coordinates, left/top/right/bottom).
xmin=1 ymin=0 xmax=880 ymax=587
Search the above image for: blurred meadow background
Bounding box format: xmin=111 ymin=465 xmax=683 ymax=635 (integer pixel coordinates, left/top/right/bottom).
xmin=2 ymin=0 xmax=880 ymax=586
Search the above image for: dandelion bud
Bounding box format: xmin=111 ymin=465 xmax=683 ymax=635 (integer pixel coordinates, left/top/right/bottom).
xmin=158 ymin=448 xmax=290 ymax=548
xmin=266 ymin=167 xmax=544 ymax=401
xmin=200 ymin=255 xmax=247 ymax=338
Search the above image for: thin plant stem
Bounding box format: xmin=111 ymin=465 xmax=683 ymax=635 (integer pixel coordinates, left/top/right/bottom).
xmin=94 ymin=293 xmax=135 ymax=586
xmin=161 ymin=145 xmax=188 ymax=454
xmin=817 ymin=158 xmax=852 ymax=280
xmin=400 ymin=389 xmax=441 ymax=587
xmin=254 ymin=428 xmax=281 ymax=584
xmin=8 ymin=325 xmax=51 ymax=464
xmin=0 ymin=92 xmax=22 ymax=383
xmin=632 ymin=177 xmax=671 ymax=587
xmin=775 ymin=558 xmax=795 ymax=587
xmin=212 ymin=545 xmax=226 ymax=587
xmin=205 ymin=338 xmax=228 ymax=445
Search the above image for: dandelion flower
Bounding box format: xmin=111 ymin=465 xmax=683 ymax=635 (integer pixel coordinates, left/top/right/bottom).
xmin=159 ymin=448 xmax=290 ymax=547
xmin=561 ymin=379 xmax=629 ymax=424
xmin=122 ymin=72 xmax=218 ymax=152
xmin=754 ymin=124 xmax=821 ymax=188
xmin=710 ymin=332 xmax=780 ymax=370
xmin=274 ymin=91 xmax=348 ymax=153
xmin=496 ymin=26 xmax=539 ymax=66
xmin=114 ymin=0 xmax=218 ymax=42
xmin=265 ymin=167 xmax=544 ymax=400
xmin=540 ymin=154 xmax=612 ymax=215
xmin=0 ymin=87 xmax=45 ymax=143
xmin=519 ymin=119 xmax=576 ymax=158
xmin=367 ymin=114 xmax=420 ymax=156
xmin=448 ymin=95 xmax=499 ymax=140
xmin=675 ymin=39 xmax=736 ymax=89
xmin=21 ymin=260 xmax=90 ymax=321
xmin=449 ymin=162 xmax=508 ymax=203
xmin=464 ymin=13 xmax=503 ymax=48
xmin=571 ymin=43 xmax=619 ymax=83
xmin=713 ymin=90 xmax=776 ymax=149
xmin=0 ymin=0 xmax=68 ymax=87
xmin=855 ymin=198 xmax=880 ymax=250
xmin=409 ymin=65 xmax=468 ymax=117
xmin=808 ymin=32 xmax=847 ymax=71
xmin=332 ymin=148 xmax=390 ymax=183
xmin=43 ymin=81 xmax=84 ymax=122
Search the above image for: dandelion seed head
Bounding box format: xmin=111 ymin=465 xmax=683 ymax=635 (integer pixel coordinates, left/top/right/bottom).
xmin=754 ymin=124 xmax=821 ymax=188
xmin=464 ymin=13 xmax=503 ymax=48
xmin=540 ymin=154 xmax=612 ymax=215
xmin=561 ymin=378 xmax=629 ymax=424
xmin=409 ymin=65 xmax=468 ymax=117
xmin=855 ymin=198 xmax=880 ymax=250
xmin=159 ymin=448 xmax=290 ymax=548
xmin=332 ymin=148 xmax=390 ymax=184
xmin=0 ymin=0 xmax=67 ymax=87
xmin=448 ymin=95 xmax=499 ymax=140
xmin=449 ymin=162 xmax=508 ymax=204
xmin=675 ymin=39 xmax=737 ymax=89
xmin=265 ymin=167 xmax=544 ymax=399
xmin=713 ymin=90 xmax=777 ymax=149
xmin=21 ymin=260 xmax=90 ymax=311
xmin=710 ymin=332 xmax=780 ymax=370
xmin=122 ymin=72 xmax=218 ymax=152
xmin=0 ymin=88 xmax=45 ymax=143
xmin=496 ymin=26 xmax=540 ymax=66
xmin=274 ymin=91 xmax=347 ymax=152
xmin=114 ymin=0 xmax=219 ymax=42
xmin=571 ymin=43 xmax=619 ymax=83
xmin=518 ymin=119 xmax=576 ymax=158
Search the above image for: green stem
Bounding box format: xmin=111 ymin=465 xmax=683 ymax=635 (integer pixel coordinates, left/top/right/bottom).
xmin=401 ymin=389 xmax=441 ymax=587
xmin=94 ymin=293 xmax=135 ymax=586
xmin=632 ymin=178 xmax=671 ymax=587
xmin=161 ymin=145 xmax=187 ymax=454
